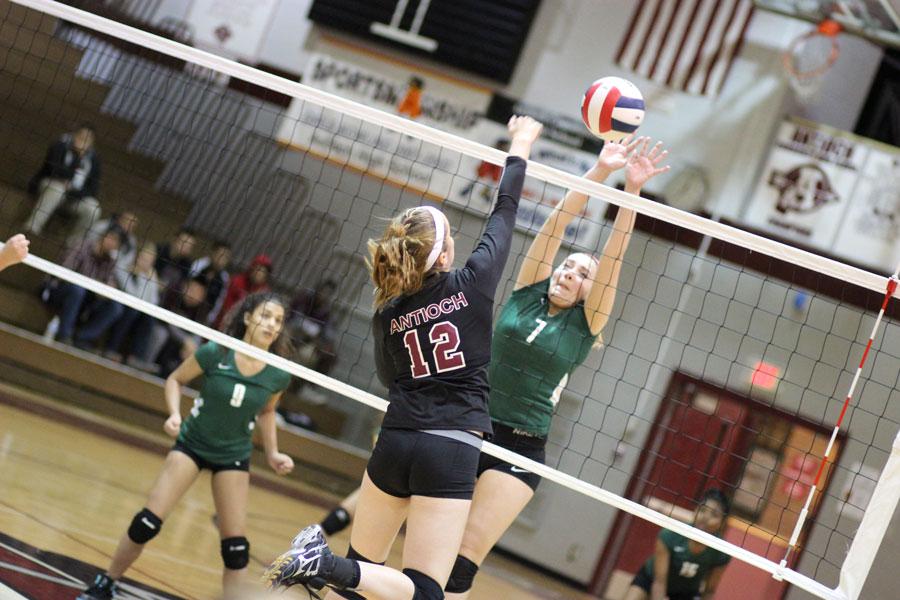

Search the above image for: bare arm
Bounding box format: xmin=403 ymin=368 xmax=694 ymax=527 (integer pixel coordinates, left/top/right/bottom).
xmin=651 ymin=538 xmax=671 ymax=600
xmin=0 ymin=234 xmax=29 ymax=272
xmin=701 ymin=565 xmax=727 ymax=599
xmin=163 ymin=354 xmax=204 ymax=436
xmin=258 ymin=393 xmax=294 ymax=475
xmin=514 ymin=136 xmax=641 ymax=291
xmin=583 ymin=139 xmax=669 ymax=335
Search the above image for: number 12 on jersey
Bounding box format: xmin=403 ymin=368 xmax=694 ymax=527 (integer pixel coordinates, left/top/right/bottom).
xmin=402 ymin=322 xmax=466 ymax=378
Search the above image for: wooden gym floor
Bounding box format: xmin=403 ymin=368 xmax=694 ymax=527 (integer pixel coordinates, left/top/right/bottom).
xmin=0 ymin=382 xmax=593 ymax=599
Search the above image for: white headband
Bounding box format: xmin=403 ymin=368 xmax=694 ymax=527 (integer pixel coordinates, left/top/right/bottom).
xmin=417 ymin=206 xmax=446 ymax=271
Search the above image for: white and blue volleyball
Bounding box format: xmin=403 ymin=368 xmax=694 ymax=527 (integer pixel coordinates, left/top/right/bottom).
xmin=581 ymin=76 xmax=645 ymax=141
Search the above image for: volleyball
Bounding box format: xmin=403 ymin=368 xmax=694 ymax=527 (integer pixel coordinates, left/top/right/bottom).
xmin=580 ymin=76 xmax=645 ymax=141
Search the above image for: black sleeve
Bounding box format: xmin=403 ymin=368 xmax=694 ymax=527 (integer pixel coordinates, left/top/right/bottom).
xmin=44 ymin=141 xmax=72 ymax=181
xmin=460 ymin=156 xmax=527 ymax=297
xmin=372 ymin=316 xmax=393 ymax=387
xmin=80 ymin=153 xmax=101 ymax=199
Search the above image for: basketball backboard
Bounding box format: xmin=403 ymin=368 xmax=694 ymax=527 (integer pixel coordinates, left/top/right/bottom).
xmin=753 ymin=0 xmax=900 ymax=47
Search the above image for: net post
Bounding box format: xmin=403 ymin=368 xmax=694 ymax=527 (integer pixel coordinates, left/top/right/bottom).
xmin=839 ymin=428 xmax=900 ymax=600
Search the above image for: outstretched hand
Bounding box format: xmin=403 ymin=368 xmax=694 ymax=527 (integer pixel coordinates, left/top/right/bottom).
xmin=625 ymin=138 xmax=670 ymax=193
xmin=507 ymin=115 xmax=543 ymax=144
xmin=594 ymin=135 xmax=644 ymax=176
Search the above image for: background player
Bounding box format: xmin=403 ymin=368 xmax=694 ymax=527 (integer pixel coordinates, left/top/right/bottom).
xmin=625 ymin=489 xmax=732 ymax=600
xmin=0 ymin=233 xmax=29 ymax=272
xmin=78 ymin=293 xmax=295 ymax=600
xmin=263 ymin=116 xmax=543 ymax=600
xmin=445 ymin=136 xmax=670 ymax=598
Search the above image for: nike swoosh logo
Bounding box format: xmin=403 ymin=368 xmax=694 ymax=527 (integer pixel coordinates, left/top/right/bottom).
xmin=141 ymin=518 xmax=157 ymax=529
xmin=509 ymin=466 xmax=530 ymax=473
xmin=229 ymin=545 xmax=247 ymax=551
xmin=218 ymin=363 xmax=231 ymax=369
xmin=674 ymin=547 xmax=685 ymax=552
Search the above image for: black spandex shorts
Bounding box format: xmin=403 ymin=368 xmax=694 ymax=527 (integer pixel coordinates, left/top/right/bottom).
xmin=366 ymin=428 xmax=481 ymax=500
xmin=172 ymin=442 xmax=250 ymax=473
xmin=631 ymin=569 xmax=697 ymax=600
xmin=477 ymin=422 xmax=546 ymax=491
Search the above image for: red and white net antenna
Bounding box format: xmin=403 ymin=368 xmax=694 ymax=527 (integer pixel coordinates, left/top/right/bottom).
xmin=776 ymin=264 xmax=900 ymax=578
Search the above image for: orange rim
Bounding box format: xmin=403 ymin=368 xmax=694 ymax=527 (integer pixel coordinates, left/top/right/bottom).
xmin=782 ymin=29 xmax=840 ymax=80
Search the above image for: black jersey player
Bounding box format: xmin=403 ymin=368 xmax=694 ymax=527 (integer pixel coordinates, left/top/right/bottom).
xmin=263 ymin=115 xmax=544 ymax=600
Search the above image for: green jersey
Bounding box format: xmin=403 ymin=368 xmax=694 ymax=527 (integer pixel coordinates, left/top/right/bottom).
xmin=639 ymin=529 xmax=731 ymax=595
xmin=177 ymin=342 xmax=291 ymax=464
xmin=489 ymin=279 xmax=596 ymax=436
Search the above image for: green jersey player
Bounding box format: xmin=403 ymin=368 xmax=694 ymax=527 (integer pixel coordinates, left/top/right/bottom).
xmin=627 ymin=490 xmax=732 ymax=600
xmin=446 ymin=136 xmax=671 ymax=598
xmin=79 ymin=292 xmax=294 ymax=600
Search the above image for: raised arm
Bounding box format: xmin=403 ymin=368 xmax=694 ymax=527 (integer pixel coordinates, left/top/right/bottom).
xmin=515 ymin=136 xmax=642 ymax=290
xmin=462 ymin=116 xmax=542 ymax=295
xmin=583 ymin=139 xmax=669 ymax=335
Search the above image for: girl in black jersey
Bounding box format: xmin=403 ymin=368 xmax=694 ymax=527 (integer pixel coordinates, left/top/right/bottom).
xmin=79 ymin=293 xmax=295 ymax=600
xmin=264 ymin=116 xmax=544 ymax=600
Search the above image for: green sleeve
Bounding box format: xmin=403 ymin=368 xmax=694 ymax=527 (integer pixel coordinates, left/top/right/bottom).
xmin=194 ymin=342 xmax=220 ymax=373
xmin=713 ymin=549 xmax=732 ymax=567
xmin=659 ymin=528 xmax=680 ymax=550
xmin=275 ymin=369 xmax=292 ymax=394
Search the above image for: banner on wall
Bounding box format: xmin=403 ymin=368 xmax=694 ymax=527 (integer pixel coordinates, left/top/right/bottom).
xmin=276 ymin=40 xmax=608 ymax=250
xmin=186 ymin=0 xmax=280 ymax=63
xmin=743 ymin=118 xmax=900 ymax=271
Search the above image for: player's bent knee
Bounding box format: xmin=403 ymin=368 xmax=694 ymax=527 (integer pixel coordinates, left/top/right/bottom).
xmin=127 ymin=508 xmax=163 ymax=544
xmin=445 ymin=555 xmax=479 ymax=593
xmin=346 ymin=545 xmax=384 ymax=565
xmin=220 ymin=536 xmax=250 ymax=570
xmin=403 ymin=568 xmax=444 ymax=600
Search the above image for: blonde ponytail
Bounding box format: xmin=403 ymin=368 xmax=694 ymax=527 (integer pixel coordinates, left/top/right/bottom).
xmin=367 ymin=208 xmax=442 ymax=309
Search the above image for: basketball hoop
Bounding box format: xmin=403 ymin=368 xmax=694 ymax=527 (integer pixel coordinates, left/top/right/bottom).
xmin=782 ymin=19 xmax=841 ymax=104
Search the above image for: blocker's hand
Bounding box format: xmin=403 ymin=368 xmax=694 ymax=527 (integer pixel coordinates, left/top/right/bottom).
xmin=507 ymin=115 xmax=543 ymax=144
xmin=268 ymin=452 xmax=294 ymax=476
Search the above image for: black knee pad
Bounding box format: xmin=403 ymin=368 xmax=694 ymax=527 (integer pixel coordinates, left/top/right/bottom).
xmin=127 ymin=508 xmax=162 ymax=544
xmin=445 ymin=555 xmax=479 ymax=593
xmin=403 ymin=568 xmax=443 ymax=600
xmin=321 ymin=506 xmax=352 ymax=535
xmin=220 ymin=536 xmax=250 ymax=570
xmin=346 ymin=545 xmax=384 ymax=565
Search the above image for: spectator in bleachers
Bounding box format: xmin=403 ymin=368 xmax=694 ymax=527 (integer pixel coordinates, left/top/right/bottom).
xmin=288 ymin=278 xmax=338 ymax=379
xmin=155 ymin=227 xmax=197 ymax=291
xmin=0 ymin=234 xmax=29 ymax=272
xmin=87 ymin=211 xmax=139 ymax=284
xmin=44 ymin=225 xmax=124 ymax=345
xmin=189 ymin=240 xmax=232 ymax=325
xmin=26 ymin=124 xmax=102 ymax=244
xmin=215 ymin=254 xmax=272 ymax=328
xmin=102 ymin=243 xmax=162 ymax=362
xmin=152 ymin=276 xmax=209 ymax=376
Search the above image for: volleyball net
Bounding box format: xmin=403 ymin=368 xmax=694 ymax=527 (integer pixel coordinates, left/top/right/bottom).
xmin=1 ymin=1 xmax=899 ymax=599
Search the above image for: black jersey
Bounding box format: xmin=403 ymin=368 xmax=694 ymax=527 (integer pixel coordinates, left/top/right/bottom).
xmin=373 ymin=156 xmax=527 ymax=434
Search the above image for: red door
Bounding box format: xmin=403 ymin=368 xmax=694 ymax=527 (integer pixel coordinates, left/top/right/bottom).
xmin=597 ymin=384 xmax=753 ymax=598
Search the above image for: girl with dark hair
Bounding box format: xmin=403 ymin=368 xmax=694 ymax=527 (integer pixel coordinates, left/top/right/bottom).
xmin=626 ymin=489 xmax=733 ymax=600
xmin=79 ymin=293 xmax=295 ymax=600
xmin=263 ymin=116 xmax=543 ymax=600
